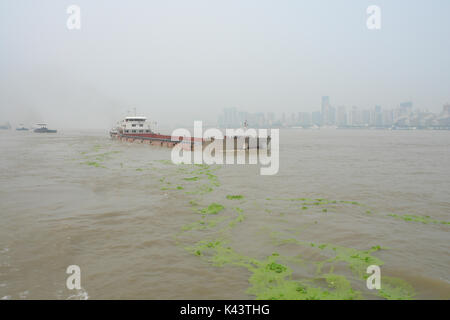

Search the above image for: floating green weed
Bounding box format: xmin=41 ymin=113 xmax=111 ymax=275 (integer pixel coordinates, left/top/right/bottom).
xmin=378 ymin=277 xmax=415 ymax=300
xmin=184 ymin=176 xmax=200 ymax=181
xmin=189 ymin=240 xmax=361 ymax=300
xmin=189 ymin=200 xmax=199 ymax=206
xmin=200 ymin=203 xmax=225 ymax=215
xmin=84 ymin=161 xmax=105 ymax=168
xmin=388 ymin=214 xmax=449 ymax=225
xmin=226 ymin=195 xmax=244 ymax=200
xmin=229 ymin=213 xmax=245 ymax=228
xmin=186 ymin=184 xmax=214 ymax=195
xmin=316 ymin=244 xmax=384 ymax=279
xmin=340 ymin=200 xmax=360 ymax=205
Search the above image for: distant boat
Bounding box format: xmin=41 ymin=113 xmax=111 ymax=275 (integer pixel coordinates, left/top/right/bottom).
xmin=34 ymin=123 xmax=57 ymax=133
xmin=0 ymin=122 xmax=11 ymax=130
xmin=16 ymin=124 xmax=29 ymax=131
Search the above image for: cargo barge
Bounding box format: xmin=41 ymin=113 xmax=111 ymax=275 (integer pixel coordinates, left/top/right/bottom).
xmin=110 ymin=115 xmax=270 ymax=150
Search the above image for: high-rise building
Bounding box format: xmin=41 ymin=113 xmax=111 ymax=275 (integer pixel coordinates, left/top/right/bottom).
xmin=362 ymin=109 xmax=370 ymax=125
xmin=267 ymin=112 xmax=275 ymax=126
xmin=298 ymin=112 xmax=311 ymax=127
xmin=312 ymin=111 xmax=322 ymax=126
xmin=321 ymin=96 xmax=330 ymax=125
xmin=337 ymin=106 xmax=347 ymax=126
xmin=350 ymin=106 xmax=361 ymax=126
xmin=222 ymin=107 xmax=239 ymax=127
xmin=382 ymin=109 xmax=393 ymax=126
xmin=328 ymin=106 xmax=336 ymax=125
xmin=374 ymin=105 xmax=383 ymax=126
xmin=442 ymin=104 xmax=450 ymax=117
xmin=399 ymin=101 xmax=413 ymax=117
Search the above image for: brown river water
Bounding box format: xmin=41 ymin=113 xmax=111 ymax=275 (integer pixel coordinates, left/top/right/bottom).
xmin=0 ymin=129 xmax=449 ymax=299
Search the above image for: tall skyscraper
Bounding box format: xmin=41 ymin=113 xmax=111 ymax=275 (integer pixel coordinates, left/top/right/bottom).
xmin=321 ymin=96 xmax=330 ymax=125
xmin=374 ymin=105 xmax=383 ymax=126
xmin=312 ymin=111 xmax=322 ymax=126
xmin=442 ymin=104 xmax=450 ymax=116
xmin=329 ymin=106 xmax=336 ymax=125
xmin=337 ymin=106 xmax=347 ymax=126
xmin=350 ymin=106 xmax=361 ymax=126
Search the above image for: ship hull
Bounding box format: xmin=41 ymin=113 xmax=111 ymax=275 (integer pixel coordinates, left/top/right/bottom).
xmin=110 ymin=132 xmax=270 ymax=151
xmin=34 ymin=128 xmax=57 ymax=133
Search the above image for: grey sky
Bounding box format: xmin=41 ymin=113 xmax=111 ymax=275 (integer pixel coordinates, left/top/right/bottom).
xmin=1 ymin=0 xmax=449 ymax=129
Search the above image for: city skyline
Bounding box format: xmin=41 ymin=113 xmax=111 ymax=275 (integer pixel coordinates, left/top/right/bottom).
xmin=218 ymin=97 xmax=450 ymax=129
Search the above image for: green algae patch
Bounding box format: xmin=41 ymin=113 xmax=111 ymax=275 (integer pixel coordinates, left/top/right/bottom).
xmin=339 ymin=200 xmax=361 ymax=205
xmin=189 ymin=200 xmax=199 ymax=206
xmin=270 ymin=232 xmax=385 ymax=282
xmin=229 ymin=213 xmax=245 ymax=228
xmin=388 ymin=214 xmax=449 ymax=225
xmin=226 ymin=195 xmax=244 ymax=200
xmin=181 ymin=220 xmax=206 ymax=232
xmin=181 ymin=215 xmax=229 ymax=232
xmin=188 ymin=238 xmax=362 ymax=300
xmin=200 ymin=203 xmax=225 ymax=215
xmin=161 ymin=185 xmax=184 ymax=191
xmin=178 ymin=189 xmax=417 ymax=300
xmin=186 ymin=184 xmax=214 ymax=195
xmin=378 ymin=276 xmax=415 ymax=300
xmin=84 ymin=161 xmax=105 ymax=168
xmin=316 ymin=244 xmax=384 ymax=279
xmin=205 ymin=172 xmax=220 ymax=186
xmin=135 ymin=168 xmax=143 ymax=172
xmin=184 ymin=176 xmax=200 ymax=181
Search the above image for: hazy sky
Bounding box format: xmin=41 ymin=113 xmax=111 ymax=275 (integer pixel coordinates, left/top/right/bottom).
xmin=1 ymin=0 xmax=449 ymax=129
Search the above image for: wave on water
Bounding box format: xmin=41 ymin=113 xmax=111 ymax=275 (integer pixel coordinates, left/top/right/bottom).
xmin=66 ymin=288 xmax=89 ymax=300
